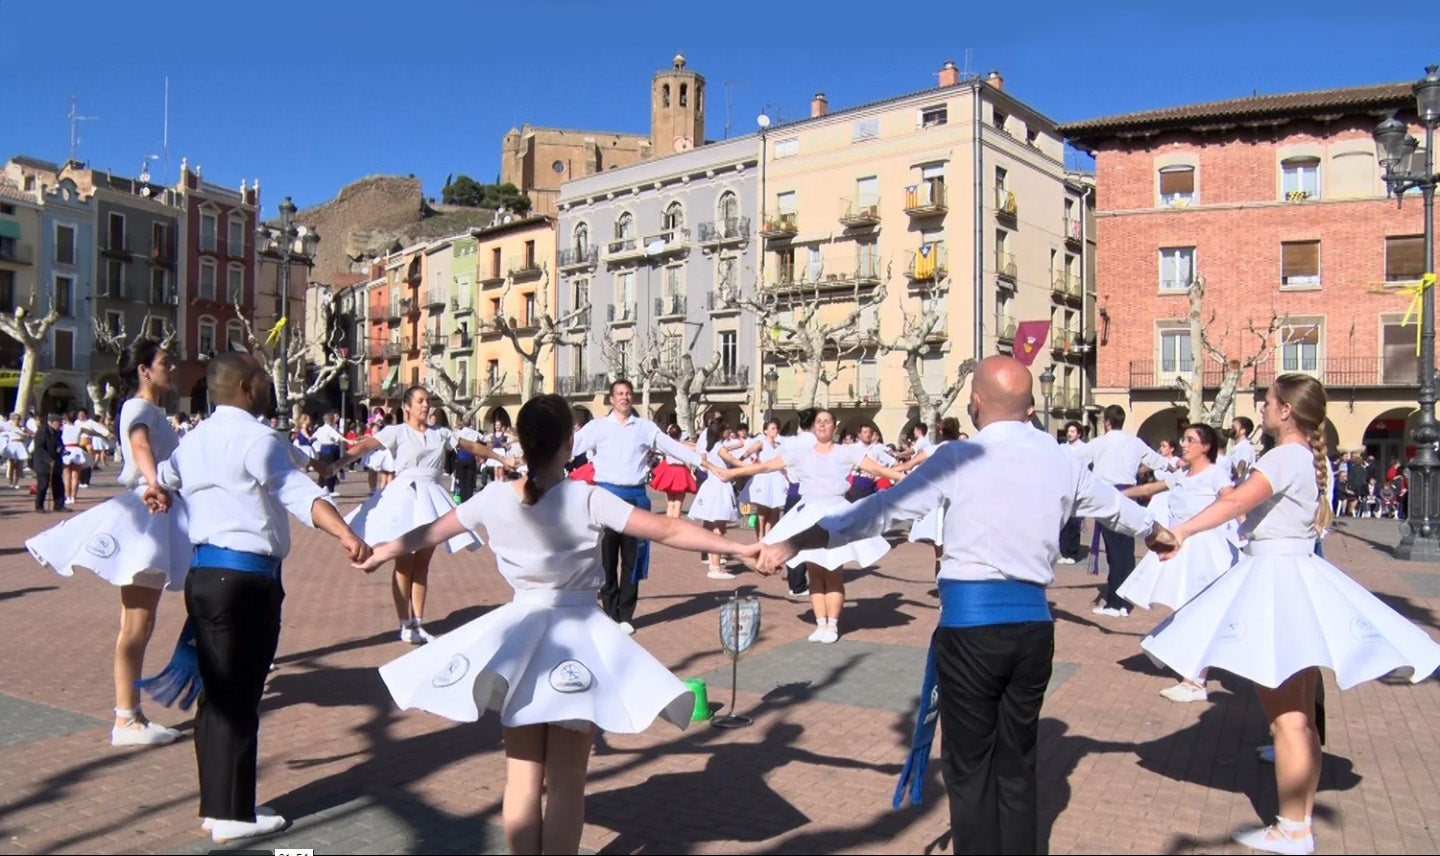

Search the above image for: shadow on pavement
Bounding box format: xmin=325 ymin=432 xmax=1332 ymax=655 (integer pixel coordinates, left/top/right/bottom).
xmin=0 ymin=584 xmax=58 ymax=602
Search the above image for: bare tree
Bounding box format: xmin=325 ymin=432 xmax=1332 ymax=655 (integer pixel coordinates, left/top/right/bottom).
xmin=650 ymin=329 xmax=722 ymax=438
xmin=599 ymin=332 xmax=663 ymax=413
xmin=0 ymin=297 xmax=60 ymax=417
xmin=879 ymin=290 xmax=977 ymax=438
xmin=234 ymin=292 xmax=353 ymax=423
xmin=87 ymin=314 xmax=179 ymax=414
xmin=423 ymin=350 xmax=508 ymax=423
xmin=491 ymin=267 xmax=588 ymax=398
xmin=1175 ymin=276 xmax=1288 ymax=427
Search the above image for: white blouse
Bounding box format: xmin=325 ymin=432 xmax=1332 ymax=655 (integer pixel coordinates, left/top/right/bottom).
xmin=375 ymin=424 xmax=454 ymax=473
xmin=787 ymin=443 xmax=869 ymax=499
xmin=118 ymin=399 xmax=180 ymax=487
xmin=1241 ymin=444 xmax=1324 ymax=541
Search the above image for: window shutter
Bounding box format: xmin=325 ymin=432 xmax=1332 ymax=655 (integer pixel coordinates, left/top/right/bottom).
xmin=1158 ymin=167 xmax=1195 ymax=195
xmin=1386 ymin=236 xmax=1425 ymax=279
xmin=1281 ymin=241 xmax=1320 ymax=278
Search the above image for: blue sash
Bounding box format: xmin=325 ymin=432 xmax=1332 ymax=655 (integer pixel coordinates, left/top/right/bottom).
xmin=136 ymin=546 xmax=283 ymax=711
xmin=598 ymin=482 xmax=652 ymax=583
xmin=894 ymin=579 xmax=1052 ymax=809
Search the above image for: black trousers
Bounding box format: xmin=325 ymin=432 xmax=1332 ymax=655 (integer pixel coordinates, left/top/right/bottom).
xmin=935 ymin=621 xmax=1054 ymax=856
xmin=455 ymin=457 xmax=478 ymax=502
xmin=34 ymin=466 xmax=64 ymax=511
xmin=1099 ymin=524 xmax=1137 ymax=609
xmin=317 ymin=445 xmax=341 ymax=492
xmin=185 ymin=567 xmax=284 ymax=822
xmin=599 ymin=527 xmax=640 ymax=624
xmin=1058 ymin=517 xmax=1082 ymax=560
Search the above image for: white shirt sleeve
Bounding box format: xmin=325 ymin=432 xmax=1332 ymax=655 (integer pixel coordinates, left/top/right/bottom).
xmin=571 ymin=421 xmax=598 ymax=459
xmin=1071 ymin=463 xmax=1156 ymax=538
xmin=454 ymin=487 xmax=489 ymax=534
xmin=821 ymin=443 xmax=982 ymax=543
xmin=588 ymin=485 xmax=637 ymax=533
xmin=242 ymin=434 xmax=333 ymax=527
xmin=648 ymin=422 xmax=704 ymax=467
xmin=374 ymin=425 xmax=402 ymax=454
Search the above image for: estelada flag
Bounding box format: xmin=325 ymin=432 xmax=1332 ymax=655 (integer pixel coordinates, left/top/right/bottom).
xmin=1013 ymin=320 xmax=1050 ymax=367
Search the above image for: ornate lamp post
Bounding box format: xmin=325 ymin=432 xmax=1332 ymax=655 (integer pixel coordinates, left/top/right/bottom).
xmin=256 ymin=196 xmax=319 ymax=431
xmin=1039 ymin=363 xmax=1056 ymax=432
xmin=763 ymin=365 xmax=779 ymax=425
xmin=1375 ymin=66 xmax=1440 ymax=562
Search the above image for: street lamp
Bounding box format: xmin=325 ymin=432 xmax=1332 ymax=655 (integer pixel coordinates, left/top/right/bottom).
xmin=763 ymin=365 xmax=779 ymax=424
xmin=1038 ymin=364 xmax=1056 ymax=432
xmin=1374 ymin=66 xmax=1440 ymax=562
xmin=256 ymin=196 xmax=319 ymax=431
xmin=339 ymin=370 xmax=351 ymax=429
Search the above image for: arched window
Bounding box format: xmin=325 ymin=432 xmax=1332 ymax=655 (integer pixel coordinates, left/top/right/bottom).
xmin=718 ymin=191 xmax=739 ymax=224
xmin=680 ymin=83 xmax=688 ymax=107
xmin=197 ymin=316 xmax=217 ymax=356
xmin=663 ymin=202 xmax=684 ymax=231
xmin=226 ymin=321 xmax=245 ymax=353
xmin=662 ymin=83 xmax=670 ymax=108
xmin=615 ymin=212 xmax=634 ymax=240
xmin=573 ymin=222 xmax=589 ymax=253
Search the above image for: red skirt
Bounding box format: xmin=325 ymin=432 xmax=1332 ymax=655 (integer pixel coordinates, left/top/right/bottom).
xmin=569 ymin=462 xmax=596 ymax=485
xmin=650 ymin=462 xmax=697 ymax=495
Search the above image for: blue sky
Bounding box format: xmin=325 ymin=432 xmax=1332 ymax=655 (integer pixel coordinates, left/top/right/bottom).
xmin=2 ymin=0 xmax=1435 ymax=218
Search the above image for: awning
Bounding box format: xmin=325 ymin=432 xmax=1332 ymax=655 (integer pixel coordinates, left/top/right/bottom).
xmin=0 ymin=369 xmax=42 ymax=389
xmin=0 ymin=220 xmax=21 ymax=240
xmin=380 ymin=365 xmax=400 ymax=392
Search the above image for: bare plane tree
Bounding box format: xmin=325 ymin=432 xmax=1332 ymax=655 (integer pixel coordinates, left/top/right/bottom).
xmin=879 ymin=287 xmax=978 ymax=438
xmin=490 ymin=266 xmax=588 ymax=398
xmin=599 ymin=332 xmax=663 ymax=413
xmin=88 ymin=314 xmax=179 ymax=414
xmin=0 ymin=297 xmax=60 ymax=417
xmin=649 ymin=329 xmax=722 ymax=438
xmin=423 ymin=350 xmax=508 ymax=424
xmin=234 ymin=292 xmax=354 ymax=423
xmin=1174 ymin=276 xmax=1288 ymax=427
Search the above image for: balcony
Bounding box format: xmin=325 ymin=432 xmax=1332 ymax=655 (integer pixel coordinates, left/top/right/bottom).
xmin=606 ymin=236 xmax=643 ymax=263
xmin=508 ymin=257 xmax=544 ymax=280
xmin=995 ymin=189 xmax=1018 ymax=220
xmin=564 ymin=305 xmax=591 ymax=329
xmin=1050 ymin=324 xmax=1079 ymax=354
xmin=557 ymin=374 xmax=606 ymax=397
xmin=654 ymin=294 xmax=687 ymax=319
xmin=1130 ymin=359 xmax=1231 ymax=389
xmin=478 ymin=376 xmax=518 ymax=399
xmin=642 ymin=228 xmax=691 ymax=257
xmin=710 ymin=366 xmax=751 ymax=389
xmin=1049 ymin=390 xmax=1080 ymax=412
xmin=996 ymin=252 xmax=1017 ymax=281
xmin=150 ymin=242 xmax=177 ymax=266
xmin=480 ymin=269 xmax=507 ymax=289
xmin=367 ymin=341 xmax=388 ymax=360
xmin=100 ymin=236 xmax=132 ymax=259
xmin=697 ymin=217 xmax=750 ymax=247
xmin=451 ymin=296 xmax=474 ymax=315
xmin=147 ymin=286 xmax=178 ymax=306
xmin=1051 ymin=273 xmax=1082 ymax=301
xmin=426 ymin=331 xmax=447 ymax=350
xmin=383 ymin=342 xmax=403 ymax=359
xmin=707 ymin=290 xmax=740 ymax=314
xmin=905 ymin=245 xmax=947 ymax=282
xmin=386 ymin=300 xmax=402 ymax=321
xmin=451 ymin=331 xmax=474 ymax=352
xmin=839 ymin=196 xmax=881 ymax=228
xmin=0 ymin=241 xmax=35 ymax=265
xmin=98 ymin=277 xmax=128 ymax=301
xmin=422 ymin=290 xmax=446 ymax=309
xmin=479 ymin=318 xmax=505 ymax=340
xmin=607 ymin=303 xmax=638 ymax=325
xmin=759 ymin=213 xmax=798 ymax=239
xmin=1064 ymin=216 xmax=1083 ymax=245
xmin=769 ymin=255 xmax=883 ymax=296
xmin=406 ymin=261 xmax=423 ymax=285
xmin=904 ymin=181 xmax=947 ymax=217
xmin=996 ymin=316 xmax=1017 ymax=343
xmin=1253 ymin=356 xmax=1438 ymax=388
xmin=402 ymin=297 xmax=419 ymax=316
xmin=558 ymin=245 xmax=599 ymax=271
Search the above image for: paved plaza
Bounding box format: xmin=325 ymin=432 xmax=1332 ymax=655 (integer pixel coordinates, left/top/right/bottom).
xmin=0 ymin=476 xmax=1437 ymax=854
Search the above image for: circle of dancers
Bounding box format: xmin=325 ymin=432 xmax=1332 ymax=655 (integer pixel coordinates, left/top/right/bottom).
xmin=19 ymin=342 xmax=1440 ymax=855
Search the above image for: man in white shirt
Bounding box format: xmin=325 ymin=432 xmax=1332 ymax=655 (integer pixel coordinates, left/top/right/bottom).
xmin=310 ymin=411 xmax=347 ymax=495
xmin=759 ymin=356 xmax=1173 ymax=855
xmin=1058 ymin=421 xmax=1088 ymax=564
xmin=452 ymin=414 xmax=484 ymax=501
xmin=143 ymin=353 xmax=371 ymax=844
xmin=1221 ymin=415 xmax=1258 ymax=479
xmin=571 ymin=379 xmax=708 ymax=633
xmin=1079 ymin=405 xmax=1173 ymax=617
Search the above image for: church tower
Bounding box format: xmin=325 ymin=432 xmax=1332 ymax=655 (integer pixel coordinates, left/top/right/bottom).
xmin=651 ymin=54 xmax=706 ymax=156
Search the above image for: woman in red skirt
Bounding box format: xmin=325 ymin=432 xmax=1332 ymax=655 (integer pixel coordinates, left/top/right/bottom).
xmin=650 ymin=424 xmax=697 ymax=517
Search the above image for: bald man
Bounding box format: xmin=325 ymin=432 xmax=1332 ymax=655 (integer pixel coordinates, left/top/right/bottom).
xmin=144 ymin=352 xmax=372 ymax=844
xmin=761 ymin=356 xmax=1175 ymax=855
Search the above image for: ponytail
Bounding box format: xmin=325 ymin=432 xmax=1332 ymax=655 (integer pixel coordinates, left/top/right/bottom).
xmin=515 ymin=395 xmax=574 ymax=506
xmin=522 ymin=475 xmax=544 ymax=506
xmin=1309 ymin=427 xmax=1334 ymax=532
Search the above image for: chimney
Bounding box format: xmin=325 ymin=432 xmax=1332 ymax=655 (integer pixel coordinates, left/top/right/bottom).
xmin=984 ymin=70 xmax=1004 ymax=92
xmin=938 ymin=61 xmax=961 ymax=88
xmin=811 ymin=93 xmax=829 ymax=118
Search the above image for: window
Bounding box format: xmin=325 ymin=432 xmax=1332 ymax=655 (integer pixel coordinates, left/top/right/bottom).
xmin=663 ymin=202 xmax=684 ymax=231
xmin=227 ymin=265 xmax=244 ymax=304
xmin=1280 ymin=323 xmax=1321 ymax=373
xmin=1159 ymin=247 xmax=1195 ymax=292
xmin=570 ymin=344 xmax=585 ymax=378
xmin=775 ymin=247 xmax=796 ymax=283
xmin=615 ymin=212 xmax=635 ymax=239
xmin=0 ymin=270 xmax=13 ymax=312
xmin=227 ymin=321 xmax=245 ymax=353
xmin=573 ymin=222 xmax=589 ymax=253
xmin=152 ymin=223 xmax=169 ymax=259
xmin=228 ymin=218 xmax=245 ymax=256
xmin=717 ymin=256 xmax=738 ymax=292
xmin=55 ymin=224 xmax=75 ymax=264
xmin=1026 ymin=127 xmax=1040 ymax=147
xmin=487 ymin=359 xmax=501 ymax=384
xmin=490 ymin=297 xmax=502 ymax=319
xmin=55 ymin=276 xmax=73 ymax=316
xmin=199 ymin=259 xmax=217 ymax=301
xmin=776 ymin=191 xmax=797 ymax=214
xmin=1328 ymin=151 xmax=1376 ymax=200
xmin=1382 ymin=318 xmax=1421 ymax=384
xmin=523 ymin=292 xmax=536 ymax=326
xmin=664 ymin=265 xmax=683 ymax=299
xmin=1159 ymin=329 xmax=1193 ymax=375
xmin=616 ymin=271 xmax=635 ymax=308
xmin=919 ymin=105 xmax=948 ymax=128
xmin=572 ymin=276 xmax=589 ymax=309
xmin=718 ymin=192 xmax=739 ymax=223
xmin=851 ymin=118 xmax=880 ymax=143
xmin=150 ymin=268 xmax=168 ymax=304
xmin=1281 ymin=241 xmax=1321 ymax=287
xmin=108 ymin=213 xmax=125 ymax=251
xmin=490 ymin=247 xmax=502 ymax=277
xmin=1158 ymin=166 xmax=1197 ymax=207
xmin=773 ymin=138 xmax=799 ymax=158
xmin=858 ymin=240 xmax=880 ymax=278
xmin=720 ymin=330 xmax=738 ymax=374
xmin=855 ymin=176 xmax=879 ymax=212
xmin=147 ymin=317 xmax=165 ymax=340
xmin=993 ymin=109 xmax=1008 ymax=131
xmin=457 ymin=360 xmax=469 ymax=388
xmin=200 ymin=212 xmax=218 ymax=252
xmin=54 ymin=329 xmax=74 ymax=370
xmin=679 ymin=82 xmax=688 ymax=107
xmin=995 ymin=229 xmax=1010 ymax=270
xmin=1281 ymin=157 xmax=1321 ymax=201
xmin=662 ymin=83 xmax=670 ymax=108
xmin=995 ymin=167 xmax=1008 ymax=194
xmin=105 ymin=259 xmax=124 ymax=298
xmin=104 ymin=311 xmax=123 ymax=337
xmin=1385 ymin=235 xmax=1425 ymax=282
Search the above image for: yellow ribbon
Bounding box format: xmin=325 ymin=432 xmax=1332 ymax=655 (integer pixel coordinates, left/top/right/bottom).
xmin=1369 ymin=273 xmax=1434 ymax=356
xmin=265 ymin=316 xmax=288 ymax=349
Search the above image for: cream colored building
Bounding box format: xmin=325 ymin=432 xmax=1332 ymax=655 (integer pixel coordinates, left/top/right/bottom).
xmin=757 ymin=65 xmax=1094 ymax=440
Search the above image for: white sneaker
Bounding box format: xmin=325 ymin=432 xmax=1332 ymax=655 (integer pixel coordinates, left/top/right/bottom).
xmin=111 ymin=719 xmax=182 ymax=747
xmin=1233 ymin=821 xmax=1315 ymax=855
xmin=788 ymin=589 xmax=811 ymax=600
xmin=618 ymin=621 xmax=636 ymax=635
xmin=399 ymin=622 xmax=418 ymax=644
xmin=1159 ymin=683 xmax=1208 ymax=703
xmin=1091 ymin=606 xmax=1129 ymax=618
xmin=207 ymin=810 xmax=288 ymax=844
xmin=203 ymin=806 xmax=278 ymax=831
xmin=707 ymin=569 xmax=738 ymax=580
xmin=807 ymin=625 xmax=827 ymax=642
xmin=412 ymin=624 xmax=436 ymax=643
xmin=817 ymin=626 xmax=839 ymax=644
xmin=1057 ymin=557 xmax=1078 ymax=565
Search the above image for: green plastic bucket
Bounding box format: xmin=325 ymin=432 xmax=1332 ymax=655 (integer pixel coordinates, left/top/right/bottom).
xmin=685 ymin=678 xmax=711 ymax=721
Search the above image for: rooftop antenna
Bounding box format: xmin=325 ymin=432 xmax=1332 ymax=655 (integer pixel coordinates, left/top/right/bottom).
xmin=962 ymin=48 xmax=974 ymax=80
xmin=68 ymin=97 xmax=98 ymax=165
xmin=723 ymin=81 xmax=736 ymax=139
xmin=161 ymin=76 xmax=170 ymax=181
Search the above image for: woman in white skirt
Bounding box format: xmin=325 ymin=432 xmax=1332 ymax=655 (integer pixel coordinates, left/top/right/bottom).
xmin=1118 ymin=422 xmax=1237 ymax=704
xmin=688 ymin=421 xmax=743 ymax=580
xmin=26 ymin=339 xmax=188 ymax=746
xmin=737 ymin=419 xmax=789 ymax=540
xmin=356 ymin=395 xmax=759 ymax=855
xmin=3 ymin=412 xmax=32 ymax=489
xmin=905 ymin=417 xmax=963 ymax=575
xmin=1145 ymin=374 xmax=1440 ymax=855
xmin=724 ymin=409 xmax=907 ymax=643
xmin=1143 ymin=437 xmax=1183 ymax=529
xmin=337 ymin=386 xmax=512 ymax=643
xmin=60 ymin=413 xmax=106 ymax=506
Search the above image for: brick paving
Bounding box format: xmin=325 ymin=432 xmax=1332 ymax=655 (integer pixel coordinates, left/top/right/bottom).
xmin=0 ymin=473 xmax=1437 ymax=854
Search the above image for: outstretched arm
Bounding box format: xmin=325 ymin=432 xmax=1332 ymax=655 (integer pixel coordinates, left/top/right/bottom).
xmin=724 ymin=457 xmax=787 ymax=480
xmin=355 ymin=510 xmax=470 ymax=571
xmin=1123 ymin=481 xmax=1171 ymax=500
xmin=856 ymin=456 xmax=907 ymax=483
xmin=622 ymin=507 xmax=760 ymax=564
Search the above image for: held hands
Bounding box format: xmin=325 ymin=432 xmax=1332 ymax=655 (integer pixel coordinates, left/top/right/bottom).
xmin=1147 ymin=524 xmax=1182 ymax=559
xmin=340 ymin=532 xmax=374 ymax=568
xmin=351 ymin=540 xmax=396 ymax=573
xmin=142 ymin=485 xmax=171 ymax=514
xmin=732 ymin=541 xmax=765 ymax=574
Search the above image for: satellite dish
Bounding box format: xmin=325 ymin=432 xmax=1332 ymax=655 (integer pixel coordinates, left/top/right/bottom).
xmin=757 ymin=114 xmax=771 ymax=129
xmin=644 ymin=239 xmax=666 ymax=255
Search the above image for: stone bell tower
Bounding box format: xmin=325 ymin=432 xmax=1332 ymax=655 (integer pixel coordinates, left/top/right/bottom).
xmin=651 ymin=53 xmax=706 ymax=156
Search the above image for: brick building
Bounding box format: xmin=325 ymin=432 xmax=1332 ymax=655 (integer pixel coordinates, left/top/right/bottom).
xmin=1062 ymin=81 xmax=1439 ymax=461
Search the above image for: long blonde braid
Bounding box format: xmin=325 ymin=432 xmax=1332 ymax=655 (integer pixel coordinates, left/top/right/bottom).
xmin=1307 ymin=427 xmax=1334 ymax=532
xmin=1273 ymin=373 xmax=1333 ymax=533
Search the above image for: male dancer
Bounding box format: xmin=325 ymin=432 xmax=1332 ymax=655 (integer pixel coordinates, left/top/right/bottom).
xmin=571 ymin=379 xmax=710 ymax=634
xmin=1221 ymin=415 xmax=1258 ymax=479
xmin=143 ymin=353 xmax=371 ymax=844
xmin=1057 ymin=421 xmax=1088 ymax=564
xmin=759 ymin=357 xmax=1174 ymax=855
xmin=310 ymin=411 xmax=346 ymax=495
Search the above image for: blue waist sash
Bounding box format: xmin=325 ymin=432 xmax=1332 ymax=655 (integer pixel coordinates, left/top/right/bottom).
xmin=194 ymin=544 xmax=282 ymax=576
xmin=895 ymin=579 xmax=1052 ymax=809
xmin=598 ymin=482 xmax=653 ymax=583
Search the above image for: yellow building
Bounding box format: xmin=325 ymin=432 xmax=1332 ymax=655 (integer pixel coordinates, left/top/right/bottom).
xmin=757 ymin=65 xmax=1094 ymax=440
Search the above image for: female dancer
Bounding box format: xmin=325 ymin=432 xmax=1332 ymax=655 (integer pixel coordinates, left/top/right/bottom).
xmin=649 ymin=424 xmax=697 ymax=518
xmin=358 ymin=395 xmax=760 ymax=855
xmin=293 ymin=413 xmax=317 ymax=470
xmin=60 ymin=412 xmax=107 ymax=506
xmin=1117 ymin=423 xmax=1237 ymax=703
xmin=905 ymin=416 xmax=963 ymax=575
xmin=687 ymin=419 xmax=742 ymax=580
xmin=724 ymin=409 xmax=907 ymax=643
xmin=337 ymin=386 xmax=512 ymax=643
xmin=4 ymin=412 xmax=32 ymax=489
xmin=26 ymin=339 xmax=189 ymax=745
xmin=1144 ymin=375 xmax=1440 ymax=854
xmin=737 ymin=419 xmax=788 ymax=540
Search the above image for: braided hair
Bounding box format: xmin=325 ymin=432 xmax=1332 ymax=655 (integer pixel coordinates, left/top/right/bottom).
xmin=1272 ymin=373 xmax=1333 ymax=531
xmin=516 ymin=395 xmax=574 ymax=505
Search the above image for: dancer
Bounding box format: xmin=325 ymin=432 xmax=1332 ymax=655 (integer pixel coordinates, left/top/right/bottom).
xmin=360 ymin=395 xmax=760 ymax=856
xmin=336 ymin=386 xmax=512 ymax=643
xmin=757 ymin=356 xmax=1173 ymax=855
xmin=311 ymin=411 xmax=346 ymax=495
xmin=1222 ymin=415 xmax=1259 ymax=479
xmin=1116 ymin=423 xmax=1237 ymax=703
xmin=724 ymin=409 xmax=907 ymax=643
xmin=688 ymin=419 xmax=742 ymax=579
xmin=26 ymin=340 xmax=191 ymax=745
xmin=737 ymin=419 xmax=789 ymax=540
xmin=650 ymin=423 xmax=698 ymax=518
xmin=1144 ymin=374 xmax=1440 ymax=855
xmin=31 ymin=412 xmax=66 ymax=513
xmin=906 ymin=417 xmax=963 ymax=576
xmin=4 ymin=412 xmax=32 ymax=489
xmin=140 ymin=352 xmax=372 ymax=844
xmin=452 ymin=414 xmax=483 ymax=502
xmin=570 ymin=379 xmax=711 ymax=635
xmin=1144 ymin=436 xmax=1183 ymax=529
xmin=61 ymin=410 xmax=108 ymax=506
xmin=1057 ymin=420 xmax=1089 ymax=565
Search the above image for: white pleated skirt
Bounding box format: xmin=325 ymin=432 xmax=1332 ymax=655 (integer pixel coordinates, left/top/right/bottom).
xmin=61 ymin=448 xmax=91 ymax=467
xmin=762 ymin=495 xmax=891 ymax=570
xmin=25 ymin=486 xmax=191 ymax=591
xmin=1118 ymin=527 xmax=1237 ymax=610
xmin=346 ymin=474 xmax=480 ymax=553
xmin=2 ymin=442 xmax=27 ymax=461
xmin=1142 ymin=539 xmax=1440 ymax=689
xmin=688 ymin=473 xmax=740 ymax=523
xmin=908 ymin=504 xmax=945 ymax=545
xmin=379 ymin=589 xmax=694 ymax=733
xmin=739 ymin=471 xmax=790 ymax=510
